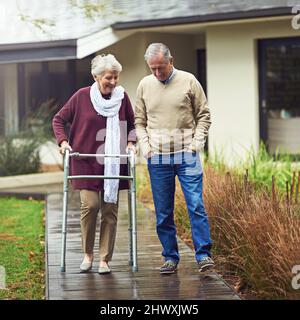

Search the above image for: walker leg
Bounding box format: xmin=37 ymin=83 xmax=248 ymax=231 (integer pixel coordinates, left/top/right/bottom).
xmin=60 ymin=189 xmax=68 ymax=273
xmin=128 ymin=189 xmax=133 ymax=267
xmin=131 ymin=191 xmax=138 ymax=272
xmin=130 ymin=151 xmax=138 ymax=272
xmin=60 ymin=150 xmax=69 ymax=273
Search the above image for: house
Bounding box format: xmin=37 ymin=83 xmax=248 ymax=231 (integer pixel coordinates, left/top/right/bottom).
xmin=0 ymin=0 xmax=299 ymax=163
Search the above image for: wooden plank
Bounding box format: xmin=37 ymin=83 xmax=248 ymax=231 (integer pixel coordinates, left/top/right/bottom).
xmin=46 ymin=190 xmax=241 ymax=300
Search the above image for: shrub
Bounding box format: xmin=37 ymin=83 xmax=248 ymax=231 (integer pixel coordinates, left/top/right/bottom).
xmin=204 ymin=166 xmax=300 ymax=299
xmin=207 ymin=142 xmax=300 ymax=192
xmin=0 ymin=135 xmax=41 ymax=176
xmin=243 ymin=143 xmax=296 ymax=191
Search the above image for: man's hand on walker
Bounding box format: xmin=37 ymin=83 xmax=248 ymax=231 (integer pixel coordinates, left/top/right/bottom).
xmin=60 ymin=140 xmax=73 ymax=155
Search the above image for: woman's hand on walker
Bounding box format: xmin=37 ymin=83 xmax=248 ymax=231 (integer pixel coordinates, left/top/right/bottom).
xmin=59 ymin=140 xmax=73 ymax=155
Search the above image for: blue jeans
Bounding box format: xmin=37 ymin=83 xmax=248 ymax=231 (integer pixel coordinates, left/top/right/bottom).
xmin=147 ymin=152 xmax=212 ymax=263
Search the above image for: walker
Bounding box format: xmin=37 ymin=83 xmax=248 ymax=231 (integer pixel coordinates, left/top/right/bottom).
xmin=60 ymin=149 xmax=138 ymax=272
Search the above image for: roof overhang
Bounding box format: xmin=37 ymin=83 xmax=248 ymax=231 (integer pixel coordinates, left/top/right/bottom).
xmin=112 ymin=6 xmax=293 ymax=30
xmin=0 ymin=39 xmax=77 ymax=64
xmin=0 ymin=27 xmax=135 ymax=64
xmin=76 ymin=27 xmax=135 ymax=59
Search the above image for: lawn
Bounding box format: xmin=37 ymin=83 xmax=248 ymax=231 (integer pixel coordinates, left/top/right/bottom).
xmin=0 ymin=197 xmax=45 ymax=300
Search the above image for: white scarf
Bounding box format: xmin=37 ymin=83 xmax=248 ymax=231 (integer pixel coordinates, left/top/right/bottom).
xmin=90 ymin=81 xmax=125 ymax=204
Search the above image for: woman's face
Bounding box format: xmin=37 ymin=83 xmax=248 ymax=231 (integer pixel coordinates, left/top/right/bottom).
xmin=94 ymin=71 xmax=119 ymax=95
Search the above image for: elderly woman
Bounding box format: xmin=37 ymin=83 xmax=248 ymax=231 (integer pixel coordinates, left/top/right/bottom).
xmin=52 ymin=54 xmax=136 ymax=274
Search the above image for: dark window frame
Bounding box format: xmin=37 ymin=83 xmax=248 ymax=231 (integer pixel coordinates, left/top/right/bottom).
xmin=258 ymin=36 xmax=300 ymax=146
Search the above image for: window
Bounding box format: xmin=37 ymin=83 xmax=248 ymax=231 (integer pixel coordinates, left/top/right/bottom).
xmin=259 ymin=37 xmax=300 ymax=155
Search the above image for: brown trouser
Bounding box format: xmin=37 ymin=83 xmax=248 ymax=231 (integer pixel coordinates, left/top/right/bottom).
xmin=80 ymin=190 xmax=119 ymax=262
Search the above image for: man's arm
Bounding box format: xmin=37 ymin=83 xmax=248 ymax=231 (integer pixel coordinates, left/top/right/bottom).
xmin=188 ymin=78 xmax=211 ymax=152
xmin=135 ymin=82 xmax=152 ymax=157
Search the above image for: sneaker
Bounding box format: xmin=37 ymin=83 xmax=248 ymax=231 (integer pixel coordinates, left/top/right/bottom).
xmin=198 ymin=256 xmax=215 ymax=272
xmin=160 ymin=260 xmax=178 ymax=274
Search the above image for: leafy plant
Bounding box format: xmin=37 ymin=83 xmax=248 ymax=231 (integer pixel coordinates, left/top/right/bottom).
xmin=0 ymin=135 xmax=41 ymax=177
xmin=208 ymin=142 xmax=299 ymax=192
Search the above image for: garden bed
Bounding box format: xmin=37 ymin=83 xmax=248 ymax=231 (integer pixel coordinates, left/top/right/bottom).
xmin=136 ymin=163 xmax=300 ymax=299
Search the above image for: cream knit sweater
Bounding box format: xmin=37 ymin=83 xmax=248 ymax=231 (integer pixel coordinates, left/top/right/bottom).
xmin=135 ymin=69 xmax=211 ymax=156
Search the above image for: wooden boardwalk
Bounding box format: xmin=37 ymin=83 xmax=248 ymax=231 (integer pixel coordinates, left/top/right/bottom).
xmin=46 ymin=190 xmax=241 ymax=300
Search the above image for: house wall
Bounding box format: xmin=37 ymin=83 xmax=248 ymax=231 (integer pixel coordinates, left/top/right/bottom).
xmin=96 ymin=32 xmax=197 ymax=102
xmin=206 ymin=19 xmax=299 ymax=164
xmin=144 ymin=32 xmax=197 ymax=75
xmin=3 ymin=18 xmax=295 ymax=164
xmin=97 ymin=32 xmax=147 ymax=102
xmin=0 ymin=64 xmax=18 ymax=135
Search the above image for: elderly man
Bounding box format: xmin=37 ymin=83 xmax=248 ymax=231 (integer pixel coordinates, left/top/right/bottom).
xmin=135 ymin=43 xmax=215 ymax=274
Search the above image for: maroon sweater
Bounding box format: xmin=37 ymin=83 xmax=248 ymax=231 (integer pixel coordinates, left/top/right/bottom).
xmin=52 ymin=86 xmax=136 ymax=191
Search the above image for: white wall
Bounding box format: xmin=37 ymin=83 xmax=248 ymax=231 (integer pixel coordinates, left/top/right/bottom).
xmin=97 ymin=32 xmax=147 ymax=103
xmin=206 ymin=19 xmax=300 ymax=164
xmin=96 ymin=32 xmax=197 ymax=103
xmin=144 ymin=32 xmax=197 ymax=75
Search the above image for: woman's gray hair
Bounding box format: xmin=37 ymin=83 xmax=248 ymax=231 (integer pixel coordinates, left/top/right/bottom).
xmin=144 ymin=43 xmax=172 ymax=62
xmin=91 ymin=54 xmax=122 ymax=76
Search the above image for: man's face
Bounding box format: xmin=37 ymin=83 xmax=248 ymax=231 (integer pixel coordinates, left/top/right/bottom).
xmin=147 ymin=52 xmax=173 ymax=81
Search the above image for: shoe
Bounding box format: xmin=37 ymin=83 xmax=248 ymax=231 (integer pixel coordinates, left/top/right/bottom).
xmin=160 ymin=260 xmax=178 ymax=274
xmin=198 ymin=256 xmax=215 ymax=272
xmin=80 ymin=261 xmax=92 ymax=273
xmin=98 ymin=265 xmax=111 ymax=274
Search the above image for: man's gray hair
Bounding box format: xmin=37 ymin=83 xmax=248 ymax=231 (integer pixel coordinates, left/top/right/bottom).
xmin=91 ymin=54 xmax=122 ymax=76
xmin=144 ymin=43 xmax=172 ymax=62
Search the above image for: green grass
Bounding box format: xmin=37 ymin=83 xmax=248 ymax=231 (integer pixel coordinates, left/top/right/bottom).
xmin=0 ymin=197 xmax=45 ymax=300
xmin=208 ymin=143 xmax=300 ymax=192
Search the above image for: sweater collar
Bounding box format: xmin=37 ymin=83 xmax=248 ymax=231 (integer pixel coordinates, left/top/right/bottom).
xmin=159 ymin=67 xmax=177 ymax=85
